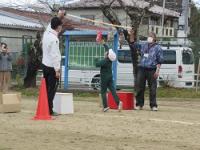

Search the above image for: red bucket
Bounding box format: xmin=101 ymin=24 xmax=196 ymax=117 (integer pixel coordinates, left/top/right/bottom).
xmin=107 ymin=92 xmax=134 ymax=110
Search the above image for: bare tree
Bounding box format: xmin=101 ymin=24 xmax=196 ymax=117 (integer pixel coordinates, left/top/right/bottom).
xmin=99 ymin=0 xmax=121 ymax=26
xmin=99 ymin=0 xmax=155 ymax=88
xmin=22 ymin=1 xmax=62 ymax=88
xmin=24 ymin=32 xmax=42 ymax=88
xmin=116 ymin=0 xmax=154 ymax=33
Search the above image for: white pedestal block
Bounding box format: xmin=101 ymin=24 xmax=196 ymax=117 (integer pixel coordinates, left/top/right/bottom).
xmin=53 ymin=93 xmax=74 ymax=114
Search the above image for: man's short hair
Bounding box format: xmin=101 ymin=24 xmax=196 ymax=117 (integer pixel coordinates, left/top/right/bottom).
xmin=51 ymin=17 xmax=62 ymax=30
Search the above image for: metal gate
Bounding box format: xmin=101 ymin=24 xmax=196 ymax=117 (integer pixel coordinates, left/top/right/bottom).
xmin=63 ymin=30 xmax=119 ymax=89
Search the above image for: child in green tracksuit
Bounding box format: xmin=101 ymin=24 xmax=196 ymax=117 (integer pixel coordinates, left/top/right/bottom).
xmin=95 ymin=42 xmax=122 ymax=112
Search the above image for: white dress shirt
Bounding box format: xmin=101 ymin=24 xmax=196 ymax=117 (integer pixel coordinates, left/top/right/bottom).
xmin=45 ymin=23 xmax=51 ymax=33
xmin=42 ymin=28 xmax=61 ymax=71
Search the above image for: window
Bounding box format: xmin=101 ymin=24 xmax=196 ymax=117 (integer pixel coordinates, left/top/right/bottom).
xmin=80 ymin=15 xmax=95 ymax=25
xmin=163 ymin=50 xmax=176 ymax=64
xmin=151 ymin=26 xmax=154 ymax=32
xmin=182 ymin=50 xmax=194 ymax=64
xmin=166 ymin=29 xmax=168 ymax=36
xmin=178 ymin=25 xmax=184 ymax=30
xmin=103 ymin=16 xmax=110 ymax=23
xmin=156 ymin=27 xmax=159 ymax=34
xmin=170 ymin=29 xmax=173 ymax=36
xmin=150 ymin=16 xmax=160 ymax=25
xmin=142 ymin=17 xmax=148 ymax=25
xmin=118 ymin=50 xmax=132 ymax=63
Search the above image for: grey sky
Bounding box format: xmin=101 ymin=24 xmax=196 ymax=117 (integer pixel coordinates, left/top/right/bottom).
xmin=0 ymin=0 xmax=199 ymax=8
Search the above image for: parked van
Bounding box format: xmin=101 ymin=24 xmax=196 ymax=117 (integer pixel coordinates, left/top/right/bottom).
xmin=61 ymin=45 xmax=194 ymax=89
xmin=159 ymin=46 xmax=194 ymax=88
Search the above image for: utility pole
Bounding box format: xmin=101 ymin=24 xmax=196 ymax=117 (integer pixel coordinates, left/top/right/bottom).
xmin=196 ymin=56 xmax=200 ymax=92
xmin=161 ymin=0 xmax=166 ymax=38
xmin=177 ymin=0 xmax=190 ymax=45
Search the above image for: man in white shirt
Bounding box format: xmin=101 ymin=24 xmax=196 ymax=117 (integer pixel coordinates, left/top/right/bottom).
xmin=42 ymin=17 xmax=62 ymax=116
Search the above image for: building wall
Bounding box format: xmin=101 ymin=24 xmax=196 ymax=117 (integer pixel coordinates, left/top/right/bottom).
xmin=67 ymin=8 xmax=177 ymax=38
xmin=67 ymin=9 xmax=149 ymax=36
xmin=0 ymin=28 xmax=39 ymax=53
xmin=68 ymin=9 xmax=130 ymax=25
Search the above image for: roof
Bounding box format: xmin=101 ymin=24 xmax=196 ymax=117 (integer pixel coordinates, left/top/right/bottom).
xmin=0 ymin=10 xmax=43 ymax=30
xmin=65 ymin=0 xmax=180 ymax=17
xmin=0 ymin=7 xmax=109 ymax=32
xmin=0 ymin=7 xmax=51 ymax=23
xmin=149 ymin=5 xmax=180 ymax=17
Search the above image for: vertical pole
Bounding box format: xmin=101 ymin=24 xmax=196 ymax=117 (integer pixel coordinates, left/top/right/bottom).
xmin=24 ymin=37 xmax=28 ymax=77
xmin=22 ymin=36 xmax=24 ymax=77
xmin=196 ymin=57 xmax=200 ymax=92
xmin=64 ymin=35 xmax=70 ymax=90
xmin=161 ymin=0 xmax=166 ymax=38
xmin=113 ymin=32 xmax=119 ymax=88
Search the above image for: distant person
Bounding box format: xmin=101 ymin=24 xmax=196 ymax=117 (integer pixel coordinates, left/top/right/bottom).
xmin=133 ymin=32 xmax=163 ymax=111
xmin=95 ymin=40 xmax=122 ymax=112
xmin=42 ymin=17 xmax=62 ymax=116
xmin=0 ymin=43 xmax=12 ymax=92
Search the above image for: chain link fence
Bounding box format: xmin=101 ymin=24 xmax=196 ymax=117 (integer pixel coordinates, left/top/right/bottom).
xmin=2 ymin=35 xmax=200 ymax=91
xmin=0 ymin=36 xmax=34 ymax=86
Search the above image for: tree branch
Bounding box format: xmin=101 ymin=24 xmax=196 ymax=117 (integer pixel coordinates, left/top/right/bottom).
xmin=109 ymin=0 xmax=116 ymax=7
xmin=99 ymin=0 xmax=121 ymax=27
xmin=99 ymin=0 xmax=116 ymax=7
xmin=117 ymin=0 xmax=154 ymax=30
xmin=38 ymin=0 xmax=56 ymax=13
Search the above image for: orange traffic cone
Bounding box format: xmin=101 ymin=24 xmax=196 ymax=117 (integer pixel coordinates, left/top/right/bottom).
xmin=33 ymin=78 xmax=52 ymax=120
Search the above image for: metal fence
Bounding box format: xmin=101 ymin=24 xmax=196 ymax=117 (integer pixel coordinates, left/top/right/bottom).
xmin=68 ymin=41 xmax=112 ymax=69
xmin=3 ymin=35 xmax=200 ymax=91
xmin=60 ymin=40 xmax=200 ymax=90
xmin=0 ymin=36 xmax=34 ymax=84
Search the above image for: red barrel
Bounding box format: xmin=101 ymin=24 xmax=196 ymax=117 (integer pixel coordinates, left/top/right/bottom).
xmin=107 ymin=92 xmax=134 ymax=110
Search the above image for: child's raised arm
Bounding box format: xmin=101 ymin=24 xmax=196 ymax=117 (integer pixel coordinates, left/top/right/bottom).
xmin=103 ymin=43 xmax=109 ymax=52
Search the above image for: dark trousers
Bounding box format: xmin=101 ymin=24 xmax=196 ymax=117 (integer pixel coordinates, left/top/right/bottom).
xmin=133 ymin=64 xmax=138 ymax=91
xmin=135 ymin=67 xmax=158 ymax=108
xmin=101 ymin=77 xmax=120 ymax=108
xmin=42 ymin=64 xmax=58 ymax=114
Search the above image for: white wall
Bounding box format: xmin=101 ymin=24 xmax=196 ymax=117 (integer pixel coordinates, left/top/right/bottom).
xmin=0 ymin=28 xmax=38 ymax=53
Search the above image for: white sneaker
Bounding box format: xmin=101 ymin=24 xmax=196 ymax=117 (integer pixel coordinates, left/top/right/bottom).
xmin=118 ymin=101 xmax=123 ymax=112
xmin=151 ymin=107 xmax=158 ymax=111
xmin=103 ymin=107 xmax=110 ymax=112
xmin=134 ymin=106 xmax=143 ymax=110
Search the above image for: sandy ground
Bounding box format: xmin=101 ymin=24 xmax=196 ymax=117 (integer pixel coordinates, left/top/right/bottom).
xmin=1 ymin=97 xmax=200 ymax=150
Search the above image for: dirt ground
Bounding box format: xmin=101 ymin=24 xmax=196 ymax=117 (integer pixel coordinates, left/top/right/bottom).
xmin=1 ymin=97 xmax=200 ymax=150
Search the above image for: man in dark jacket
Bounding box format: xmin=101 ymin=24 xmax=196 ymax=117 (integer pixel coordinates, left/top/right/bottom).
xmin=131 ymin=32 xmax=163 ymax=111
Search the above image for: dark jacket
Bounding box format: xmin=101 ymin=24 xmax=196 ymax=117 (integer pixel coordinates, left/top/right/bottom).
xmin=95 ymin=44 xmax=112 ymax=81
